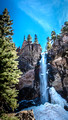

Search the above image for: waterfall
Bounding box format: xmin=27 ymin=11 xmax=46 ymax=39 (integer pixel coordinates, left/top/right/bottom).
xmin=39 ymin=52 xmax=48 ymax=104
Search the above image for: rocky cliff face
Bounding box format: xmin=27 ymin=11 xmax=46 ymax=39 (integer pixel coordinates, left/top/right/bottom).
xmin=16 ymin=40 xmax=42 ymax=101
xmin=48 ymin=34 xmax=68 ymax=101
xmin=17 ymin=40 xmax=42 ymax=73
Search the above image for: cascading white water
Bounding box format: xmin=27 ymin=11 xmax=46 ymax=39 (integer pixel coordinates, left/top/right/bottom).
xmin=39 ymin=52 xmax=48 ymax=104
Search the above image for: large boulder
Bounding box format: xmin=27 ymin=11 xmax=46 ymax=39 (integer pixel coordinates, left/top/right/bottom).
xmin=16 ymin=110 xmax=35 ymax=120
xmin=8 ymin=110 xmax=35 ymax=120
xmin=16 ymin=69 xmax=35 ymax=90
xmin=16 ymin=69 xmax=40 ymax=101
xmin=18 ymin=87 xmax=38 ymax=101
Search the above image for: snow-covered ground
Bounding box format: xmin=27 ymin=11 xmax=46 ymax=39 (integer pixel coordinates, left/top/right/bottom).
xmin=34 ymin=102 xmax=68 ymax=120
xmin=22 ymin=87 xmax=68 ymax=120
xmin=24 ymin=102 xmax=68 ymax=120
xmin=49 ymin=87 xmax=68 ymax=108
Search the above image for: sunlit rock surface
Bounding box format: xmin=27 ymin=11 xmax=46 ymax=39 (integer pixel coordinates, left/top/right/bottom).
xmin=13 ymin=110 xmax=35 ymax=120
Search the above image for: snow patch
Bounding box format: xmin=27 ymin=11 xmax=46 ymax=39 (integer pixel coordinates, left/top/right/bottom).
xmin=23 ymin=102 xmax=68 ymax=120
xmin=49 ymin=87 xmax=68 ymax=108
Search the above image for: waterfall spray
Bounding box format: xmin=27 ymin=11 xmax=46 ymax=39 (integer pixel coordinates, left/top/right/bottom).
xmin=39 ymin=52 xmax=48 ymax=104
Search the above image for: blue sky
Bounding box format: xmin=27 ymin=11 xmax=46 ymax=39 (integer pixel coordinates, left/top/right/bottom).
xmin=0 ymin=0 xmax=68 ymax=51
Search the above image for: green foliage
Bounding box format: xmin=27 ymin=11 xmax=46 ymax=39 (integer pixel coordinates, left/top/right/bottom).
xmin=47 ymin=37 xmax=52 ymax=51
xmin=47 ymin=37 xmax=51 ymax=42
xmin=27 ymin=34 xmax=32 ymax=42
xmin=47 ymin=41 xmax=52 ymax=51
xmin=47 ymin=21 xmax=68 ymax=51
xmin=61 ymin=21 xmax=68 ymax=34
xmin=51 ymin=31 xmax=56 ymax=42
xmin=56 ymin=34 xmax=60 ymax=39
xmin=34 ymin=34 xmax=38 ymax=44
xmin=0 ymin=8 xmax=13 ymax=39
xmin=1 ymin=114 xmax=19 ymax=120
xmin=0 ymin=8 xmax=21 ymax=114
xmin=24 ymin=35 xmax=25 ymax=41
xmin=0 ymin=15 xmax=3 ymax=37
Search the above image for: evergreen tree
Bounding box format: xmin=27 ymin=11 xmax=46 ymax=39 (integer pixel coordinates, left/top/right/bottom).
xmin=0 ymin=15 xmax=3 ymax=37
xmin=34 ymin=34 xmax=38 ymax=44
xmin=47 ymin=37 xmax=51 ymax=42
xmin=1 ymin=8 xmax=13 ymax=39
xmin=47 ymin=37 xmax=52 ymax=51
xmin=51 ymin=31 xmax=56 ymax=43
xmin=24 ymin=35 xmax=25 ymax=41
xmin=61 ymin=21 xmax=68 ymax=34
xmin=0 ymin=8 xmax=21 ymax=115
xmin=56 ymin=34 xmax=61 ymax=45
xmin=27 ymin=34 xmax=32 ymax=42
xmin=57 ymin=34 xmax=60 ymax=39
xmin=47 ymin=42 xmax=52 ymax=51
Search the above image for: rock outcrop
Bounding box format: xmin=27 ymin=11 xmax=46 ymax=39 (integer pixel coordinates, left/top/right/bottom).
xmin=16 ymin=110 xmax=35 ymax=120
xmin=48 ymin=34 xmax=68 ymax=101
xmin=17 ymin=40 xmax=42 ymax=73
xmin=16 ymin=40 xmax=42 ymax=101
xmin=17 ymin=69 xmax=35 ymax=90
xmin=7 ymin=110 xmax=35 ymax=120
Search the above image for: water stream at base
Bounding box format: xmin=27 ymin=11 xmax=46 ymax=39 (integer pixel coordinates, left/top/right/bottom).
xmin=39 ymin=52 xmax=48 ymax=104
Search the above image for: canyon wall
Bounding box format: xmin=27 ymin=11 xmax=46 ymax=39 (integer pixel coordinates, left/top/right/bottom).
xmin=48 ymin=34 xmax=68 ymax=101
xmin=16 ymin=40 xmax=42 ymax=101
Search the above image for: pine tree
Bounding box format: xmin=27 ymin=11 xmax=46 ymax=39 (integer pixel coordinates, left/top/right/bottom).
xmin=34 ymin=34 xmax=38 ymax=44
xmin=1 ymin=8 xmax=13 ymax=39
xmin=0 ymin=15 xmax=3 ymax=37
xmin=0 ymin=8 xmax=21 ymax=114
xmin=24 ymin=35 xmax=25 ymax=41
xmin=56 ymin=34 xmax=61 ymax=45
xmin=47 ymin=37 xmax=52 ymax=51
xmin=47 ymin=37 xmax=50 ymax=42
xmin=27 ymin=34 xmax=32 ymax=42
xmin=51 ymin=31 xmax=56 ymax=43
xmin=61 ymin=21 xmax=68 ymax=35
xmin=47 ymin=42 xmax=52 ymax=51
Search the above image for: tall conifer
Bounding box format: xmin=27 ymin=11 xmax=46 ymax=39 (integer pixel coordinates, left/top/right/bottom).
xmin=34 ymin=34 xmax=38 ymax=44
xmin=47 ymin=37 xmax=52 ymax=51
xmin=51 ymin=31 xmax=56 ymax=43
xmin=27 ymin=34 xmax=32 ymax=42
xmin=0 ymin=8 xmax=21 ymax=114
xmin=61 ymin=21 xmax=68 ymax=34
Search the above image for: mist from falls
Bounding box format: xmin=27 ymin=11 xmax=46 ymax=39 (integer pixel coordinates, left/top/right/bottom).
xmin=39 ymin=52 xmax=48 ymax=104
